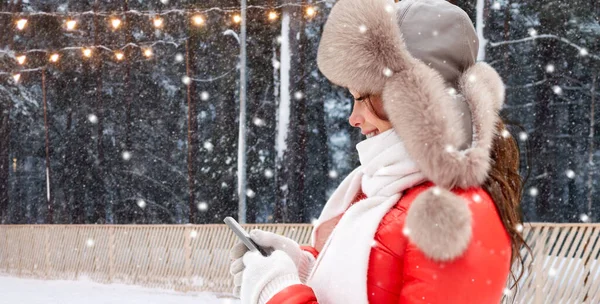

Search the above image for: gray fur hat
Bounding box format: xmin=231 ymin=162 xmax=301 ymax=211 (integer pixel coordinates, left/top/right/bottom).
xmin=317 ymin=0 xmax=505 ymax=261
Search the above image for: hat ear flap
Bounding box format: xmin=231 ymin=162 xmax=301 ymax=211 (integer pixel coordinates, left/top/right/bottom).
xmin=382 ymin=61 xmax=469 ymax=189
xmin=382 ymin=60 xmax=505 ymax=189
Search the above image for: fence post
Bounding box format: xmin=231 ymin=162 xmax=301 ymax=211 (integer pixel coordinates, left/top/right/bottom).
xmin=45 ymin=226 xmax=51 ymax=279
xmin=109 ymin=226 xmax=115 ymax=282
xmin=184 ymin=226 xmax=192 ymax=292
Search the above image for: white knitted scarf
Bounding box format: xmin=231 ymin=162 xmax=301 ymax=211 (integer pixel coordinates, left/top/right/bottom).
xmin=306 ymin=130 xmax=425 ymax=304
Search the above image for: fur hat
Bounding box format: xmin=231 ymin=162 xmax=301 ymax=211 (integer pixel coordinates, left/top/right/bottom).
xmin=317 ymin=0 xmax=504 ymax=261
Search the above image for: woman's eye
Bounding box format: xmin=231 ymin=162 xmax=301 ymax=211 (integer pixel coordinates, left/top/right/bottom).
xmin=355 ymin=95 xmax=367 ymax=102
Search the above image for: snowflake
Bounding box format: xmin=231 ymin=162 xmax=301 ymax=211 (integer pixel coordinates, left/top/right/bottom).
xmin=160 ymin=0 xmax=169 ymax=4
xmin=358 ymin=25 xmax=367 ymax=33
xmin=272 ymin=59 xmax=281 ymax=70
xmin=122 ymin=151 xmax=132 ymax=161
xmin=432 ymin=187 xmax=441 ymax=196
xmin=311 ymin=218 xmax=319 ymax=225
xmin=197 ymin=202 xmax=208 ymax=211
xmin=294 ymin=91 xmax=304 ymax=100
xmin=515 ymin=224 xmax=524 ymax=233
xmin=503 ymin=288 xmax=512 ymax=296
xmin=545 ymin=64 xmax=555 ymax=73
xmin=137 ymin=199 xmax=146 ymax=209
xmin=518 ymin=131 xmax=528 ymax=141
xmin=528 ymin=28 xmax=538 ymax=37
xmin=579 ymin=48 xmax=588 ymax=56
xmin=385 ymin=4 xmax=394 ymax=13
xmin=402 ymin=227 xmax=411 ymax=236
xmin=468 ymin=75 xmax=477 ymax=83
xmin=472 ymin=194 xmax=482 ymax=203
xmin=181 ymin=76 xmax=191 ymax=85
xmin=246 ymin=189 xmax=256 ymax=198
xmin=528 ymin=187 xmax=538 ymax=197
xmin=200 ymin=91 xmax=210 ymax=101
xmin=552 ymin=85 xmax=562 ymax=95
xmin=328 ymin=170 xmax=338 ymax=179
xmin=548 ymin=268 xmax=557 ymax=277
xmin=501 ymin=129 xmax=510 ymax=138
xmin=565 ymin=169 xmax=575 ymax=179
xmin=447 ymin=88 xmax=457 ymax=96
xmin=86 ymin=238 xmax=95 ymax=247
xmin=492 ymin=2 xmax=501 ymax=10
xmin=383 ymin=67 xmax=393 ymax=77
xmin=580 ymin=214 xmax=590 ymax=223
xmin=175 ymin=53 xmax=184 ymax=62
xmin=264 ymin=169 xmax=274 ymax=178
xmin=253 ymin=117 xmax=266 ymax=127
xmin=88 ymin=114 xmax=98 ymax=124
xmin=432 ymin=30 xmax=439 ymax=37
xmin=445 ymin=145 xmax=455 ymax=153
xmin=190 ymin=230 xmax=198 ymax=238
xmin=203 ymin=141 xmax=214 ymax=152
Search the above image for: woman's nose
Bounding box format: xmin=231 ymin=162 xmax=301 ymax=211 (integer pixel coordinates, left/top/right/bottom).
xmin=348 ymin=105 xmax=363 ymax=127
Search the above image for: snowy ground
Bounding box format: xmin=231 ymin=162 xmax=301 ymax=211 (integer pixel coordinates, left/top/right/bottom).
xmin=0 ymin=276 xmax=240 ymax=304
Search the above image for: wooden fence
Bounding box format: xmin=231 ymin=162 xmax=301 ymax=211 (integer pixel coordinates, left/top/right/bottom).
xmin=0 ymin=223 xmax=599 ymax=303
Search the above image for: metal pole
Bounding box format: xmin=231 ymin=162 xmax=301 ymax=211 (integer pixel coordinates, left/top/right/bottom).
xmin=237 ymin=0 xmax=248 ymax=223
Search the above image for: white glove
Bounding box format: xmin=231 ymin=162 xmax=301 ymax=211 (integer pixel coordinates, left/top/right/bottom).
xmin=241 ymin=250 xmax=303 ymax=304
xmin=229 ymin=229 xmax=316 ymax=298
xmin=249 ymin=230 xmax=315 ymax=282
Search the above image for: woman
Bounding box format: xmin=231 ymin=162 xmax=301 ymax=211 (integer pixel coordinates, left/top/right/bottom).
xmin=229 ymin=0 xmax=526 ymax=303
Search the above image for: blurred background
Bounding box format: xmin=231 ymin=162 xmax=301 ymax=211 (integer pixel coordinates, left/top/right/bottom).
xmin=0 ymin=0 xmax=598 ymax=225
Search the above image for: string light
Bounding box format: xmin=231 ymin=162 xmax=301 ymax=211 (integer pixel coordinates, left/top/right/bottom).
xmin=192 ymin=14 xmax=205 ymax=26
xmin=16 ymin=18 xmax=27 ymax=30
xmin=13 ymin=73 xmax=21 ymax=82
xmin=16 ymin=55 xmax=26 ymax=65
xmin=233 ymin=14 xmax=241 ymax=24
xmin=153 ymin=17 xmax=164 ymax=28
xmin=66 ymin=19 xmax=77 ymax=30
xmin=143 ymin=48 xmax=153 ymax=58
xmin=115 ymin=51 xmax=124 ymax=60
xmin=82 ymin=48 xmax=92 ymax=57
xmin=306 ymin=6 xmax=316 ymax=17
xmin=268 ymin=11 xmax=278 ymax=21
xmin=49 ymin=53 xmax=60 ymax=62
xmin=111 ymin=18 xmax=121 ymax=29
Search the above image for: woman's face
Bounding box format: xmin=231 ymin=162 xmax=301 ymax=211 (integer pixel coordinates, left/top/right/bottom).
xmin=348 ymin=89 xmax=393 ymax=138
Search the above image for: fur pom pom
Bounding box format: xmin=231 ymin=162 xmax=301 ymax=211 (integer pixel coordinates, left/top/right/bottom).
xmin=316 ymin=0 xmax=413 ymax=94
xmin=404 ymin=187 xmax=472 ymax=261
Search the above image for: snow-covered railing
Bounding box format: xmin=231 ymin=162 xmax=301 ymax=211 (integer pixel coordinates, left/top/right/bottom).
xmin=0 ymin=223 xmax=599 ymax=303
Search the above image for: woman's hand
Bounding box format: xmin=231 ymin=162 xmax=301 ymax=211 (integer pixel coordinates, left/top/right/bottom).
xmin=230 ymin=229 xmax=316 ymax=297
xmin=240 ymin=250 xmax=303 ymax=304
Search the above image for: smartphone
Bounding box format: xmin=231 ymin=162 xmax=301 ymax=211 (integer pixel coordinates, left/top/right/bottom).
xmin=224 ymin=216 xmax=269 ymax=256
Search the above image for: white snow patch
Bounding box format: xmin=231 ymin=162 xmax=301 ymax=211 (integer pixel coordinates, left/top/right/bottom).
xmin=0 ymin=276 xmax=239 ymax=304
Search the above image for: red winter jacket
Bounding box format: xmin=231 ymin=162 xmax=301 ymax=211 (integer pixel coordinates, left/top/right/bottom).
xmin=267 ymin=182 xmax=512 ymax=304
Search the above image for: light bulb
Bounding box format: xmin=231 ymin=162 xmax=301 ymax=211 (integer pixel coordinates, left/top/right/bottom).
xmin=66 ymin=19 xmax=77 ymax=30
xmin=16 ymin=55 xmax=26 ymax=65
xmin=16 ymin=19 xmax=27 ymax=30
xmin=192 ymin=15 xmax=205 ymax=26
xmin=268 ymin=11 xmax=278 ymax=21
xmin=233 ymin=14 xmax=241 ymax=23
xmin=111 ymin=18 xmax=121 ymax=29
xmin=153 ymin=17 xmax=163 ymax=28
xmin=82 ymin=48 xmax=92 ymax=57
xmin=49 ymin=53 xmax=60 ymax=62
xmin=115 ymin=52 xmax=124 ymax=60
xmin=143 ymin=48 xmax=153 ymax=58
